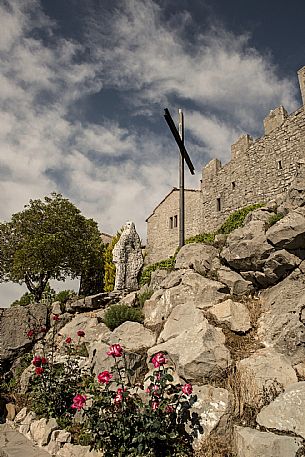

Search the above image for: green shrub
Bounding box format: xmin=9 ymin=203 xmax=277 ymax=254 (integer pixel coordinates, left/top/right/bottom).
xmin=268 ymin=212 xmax=284 ymax=227
xmin=104 ymin=230 xmax=122 ymax=292
xmin=55 ymin=290 xmax=76 ymax=304
xmin=137 ymin=289 xmax=154 ymax=307
xmin=103 ymin=304 xmax=144 ymax=331
xmin=217 ymin=203 xmax=264 ymax=235
xmin=10 ymin=291 xmax=35 ymax=307
xmin=139 ymin=257 xmax=175 ymax=286
xmin=185 ymin=232 xmax=216 ymax=245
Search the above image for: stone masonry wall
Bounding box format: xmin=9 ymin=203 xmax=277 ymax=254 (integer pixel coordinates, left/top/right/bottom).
xmin=146 ymin=66 xmax=305 ymax=265
xmin=146 ymin=189 xmax=202 ymax=264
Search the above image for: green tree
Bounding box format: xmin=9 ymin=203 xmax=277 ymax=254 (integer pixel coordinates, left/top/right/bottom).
xmin=0 ymin=193 xmax=104 ymax=302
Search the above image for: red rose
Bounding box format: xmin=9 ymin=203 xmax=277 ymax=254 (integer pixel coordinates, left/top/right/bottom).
xmin=77 ymin=330 xmax=85 ymax=337
xmin=40 ymin=327 xmax=47 ymax=334
xmin=71 ymin=394 xmax=86 ymax=410
xmin=32 ymin=356 xmax=42 ymax=367
xmin=182 ymin=383 xmax=192 ymax=395
xmin=52 ymin=314 xmax=60 ymax=321
xmin=41 ymin=357 xmax=47 ymax=365
xmin=97 ymin=370 xmax=112 ymax=384
xmin=35 ymin=367 xmax=44 ymax=375
xmin=151 ymin=352 xmax=167 ymax=368
xmin=65 ymin=337 xmax=72 ymax=344
xmin=107 ymin=344 xmax=123 ymax=358
xmin=27 ymin=330 xmax=34 ymax=338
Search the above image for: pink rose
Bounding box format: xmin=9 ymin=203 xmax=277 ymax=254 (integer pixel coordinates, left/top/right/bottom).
xmin=165 ymin=405 xmax=174 ymax=413
xmin=97 ymin=370 xmax=112 ymax=384
xmin=114 ymin=387 xmax=126 ymax=404
xmin=151 ymin=352 xmax=167 ymax=368
xmin=107 ymin=344 xmax=123 ymax=358
xmin=77 ymin=330 xmax=85 ymax=337
xmin=32 ymin=356 xmax=42 ymax=367
xmin=182 ymin=383 xmax=192 ymax=395
xmin=35 ymin=367 xmax=44 ymax=375
xmin=151 ymin=401 xmax=159 ymax=410
xmin=71 ymin=394 xmax=87 ymax=410
xmin=65 ymin=337 xmax=72 ymax=344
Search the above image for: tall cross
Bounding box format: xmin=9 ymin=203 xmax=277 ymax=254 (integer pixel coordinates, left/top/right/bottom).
xmin=164 ymin=108 xmax=195 ymax=248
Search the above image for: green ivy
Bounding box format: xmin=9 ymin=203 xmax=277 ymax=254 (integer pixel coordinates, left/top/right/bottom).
xmin=217 ymin=203 xmax=264 ymax=235
xmin=139 ymin=257 xmax=175 ymax=286
xmin=268 ymin=212 xmax=284 ymax=227
xmin=185 ymin=232 xmax=215 ymax=245
xmin=137 ymin=289 xmax=154 ymax=307
xmin=103 ymin=304 xmax=144 ymax=331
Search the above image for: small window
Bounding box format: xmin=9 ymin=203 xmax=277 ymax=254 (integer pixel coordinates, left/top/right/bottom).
xmin=232 ymin=181 xmax=236 ymax=190
xmin=217 ymin=198 xmax=221 ymax=212
xmin=169 ymin=217 xmax=173 ymax=229
xmin=278 ymin=160 xmax=283 ymax=170
xmin=174 ymin=215 xmax=178 ymax=228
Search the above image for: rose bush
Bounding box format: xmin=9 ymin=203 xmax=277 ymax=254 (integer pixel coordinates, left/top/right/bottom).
xmin=27 ymin=321 xmax=201 ymax=455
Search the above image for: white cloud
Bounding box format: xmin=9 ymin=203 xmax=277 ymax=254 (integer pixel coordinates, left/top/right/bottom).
xmin=0 ymin=0 xmax=301 ymax=306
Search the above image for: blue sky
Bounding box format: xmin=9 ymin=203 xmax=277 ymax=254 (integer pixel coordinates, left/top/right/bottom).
xmin=0 ymin=0 xmax=304 ymax=305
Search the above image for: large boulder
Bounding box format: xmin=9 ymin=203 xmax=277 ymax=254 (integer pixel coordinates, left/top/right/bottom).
xmin=175 ymin=244 xmax=219 ymax=275
xmin=266 ymin=208 xmax=305 ymax=250
xmin=188 ymin=385 xmax=229 ymax=451
xmin=143 ymin=271 xmax=229 ymax=328
xmin=257 ymin=269 xmax=305 ymax=364
xmin=221 ymin=221 xmax=273 ymax=271
xmin=234 ymin=426 xmax=303 ymax=457
xmin=217 ymin=267 xmax=254 ymax=296
xmin=157 ymin=303 xmax=205 ymax=343
xmin=257 ymin=382 xmax=305 ymax=439
xmin=262 ymin=249 xmax=300 ymax=284
xmin=109 ymin=322 xmax=156 ymax=351
xmin=209 ymin=299 xmax=251 ymax=333
xmin=0 ymin=303 xmax=48 ymax=369
xmin=147 ymin=320 xmax=231 ymax=383
xmin=235 ymin=348 xmax=297 ymax=410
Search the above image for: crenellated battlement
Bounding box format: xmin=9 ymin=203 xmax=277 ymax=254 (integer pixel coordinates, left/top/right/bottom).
xmin=146 ymin=66 xmax=305 ymax=263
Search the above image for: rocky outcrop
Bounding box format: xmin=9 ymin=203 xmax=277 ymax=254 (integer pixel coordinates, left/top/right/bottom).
xmin=257 ymin=382 xmax=305 ymax=439
xmin=234 ymin=426 xmax=303 ymax=457
xmin=266 ymin=208 xmax=305 ymax=250
xmin=175 ymin=243 xmax=219 ymax=275
xmin=0 ymin=303 xmax=48 ymax=369
xmin=209 ymin=299 xmax=251 ymax=333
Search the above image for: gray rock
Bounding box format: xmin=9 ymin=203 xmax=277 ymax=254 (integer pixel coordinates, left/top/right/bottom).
xmin=257 ymin=381 xmax=305 ymax=439
xmin=236 ymin=348 xmax=297 ymax=411
xmin=217 ymin=267 xmax=254 ymax=296
xmin=157 ymin=303 xmax=206 ymax=343
xmin=70 ymin=293 xmax=112 ymax=311
xmin=149 ymin=269 xmax=170 ymax=291
xmin=266 ymin=208 xmax=305 ymax=250
xmin=112 ymin=221 xmax=143 ymax=291
xmin=262 ymin=249 xmax=300 ymax=284
xmin=143 ymin=271 xmax=229 ymax=328
xmin=243 ymin=208 xmax=276 ymax=226
xmin=120 ymin=292 xmax=137 ymax=307
xmin=5 ymin=403 xmax=16 ymax=422
xmin=221 ymin=221 xmax=273 ymax=271
xmin=51 ymin=301 xmax=62 ymax=315
xmin=19 ymin=411 xmax=36 ymax=435
xmin=110 ymin=322 xmax=156 ymax=351
xmin=147 ymin=320 xmax=231 ymax=383
xmin=0 ymin=423 xmax=51 ymax=457
xmin=29 ymin=417 xmax=58 ymax=447
xmin=188 ymin=384 xmax=229 ymax=451
xmin=45 ymin=429 xmax=71 ymax=455
xmin=0 ymin=303 xmax=48 ymax=366
xmin=257 ymin=269 xmax=305 ymax=364
xmin=159 ymin=269 xmax=187 ymax=289
xmin=209 ymin=299 xmax=251 ymax=333
xmin=234 ymin=426 xmax=303 ymax=457
xmin=175 ymin=243 xmax=219 ymax=275
xmin=57 ymin=443 xmax=103 ymax=456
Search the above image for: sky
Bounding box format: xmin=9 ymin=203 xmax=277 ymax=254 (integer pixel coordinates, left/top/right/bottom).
xmin=0 ymin=0 xmax=304 ymax=306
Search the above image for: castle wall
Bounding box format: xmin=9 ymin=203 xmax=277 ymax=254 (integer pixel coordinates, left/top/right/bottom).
xmin=145 ymin=189 xmax=202 ymax=264
xmin=145 ymin=66 xmax=305 ymax=265
xmin=201 ymin=105 xmax=305 ymax=231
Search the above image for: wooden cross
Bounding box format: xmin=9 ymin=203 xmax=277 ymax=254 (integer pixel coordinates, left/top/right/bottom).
xmin=164 ymin=108 xmax=195 ymax=248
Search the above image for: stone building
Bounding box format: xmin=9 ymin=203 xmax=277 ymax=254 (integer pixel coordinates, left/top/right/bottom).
xmin=145 ymin=66 xmax=305 ymax=264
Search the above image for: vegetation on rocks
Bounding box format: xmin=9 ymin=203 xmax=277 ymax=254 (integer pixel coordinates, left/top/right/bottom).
xmin=217 ymin=203 xmax=264 ymax=235
xmin=139 ymin=257 xmax=175 ymax=286
xmin=267 ymin=212 xmax=284 ymax=227
xmin=103 ymin=304 xmax=144 ymax=331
